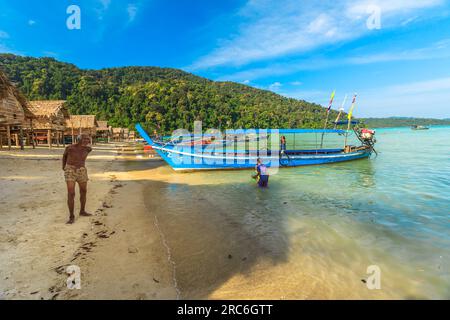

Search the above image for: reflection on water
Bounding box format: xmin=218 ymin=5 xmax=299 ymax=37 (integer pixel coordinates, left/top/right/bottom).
xmin=144 ymin=126 xmax=450 ymax=299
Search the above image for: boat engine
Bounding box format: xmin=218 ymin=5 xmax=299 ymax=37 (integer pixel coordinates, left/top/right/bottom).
xmin=354 ymin=127 xmax=377 ymax=155
xmin=361 ymin=128 xmax=375 ymax=141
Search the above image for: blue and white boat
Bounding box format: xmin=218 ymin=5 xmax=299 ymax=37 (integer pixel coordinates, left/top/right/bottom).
xmin=135 ymin=124 xmax=376 ymax=171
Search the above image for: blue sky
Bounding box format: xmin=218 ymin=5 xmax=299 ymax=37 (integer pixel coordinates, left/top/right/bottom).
xmin=1 ymin=0 xmax=450 ymax=118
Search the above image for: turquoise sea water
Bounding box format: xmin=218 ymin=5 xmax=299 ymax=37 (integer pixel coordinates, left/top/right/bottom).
xmin=148 ymin=126 xmax=449 ymax=298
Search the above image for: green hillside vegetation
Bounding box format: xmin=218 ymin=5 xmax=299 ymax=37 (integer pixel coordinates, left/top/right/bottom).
xmin=361 ymin=117 xmax=450 ymax=128
xmin=0 ymin=53 xmax=342 ymax=134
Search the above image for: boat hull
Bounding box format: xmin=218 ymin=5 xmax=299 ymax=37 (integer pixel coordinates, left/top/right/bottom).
xmin=135 ymin=124 xmax=373 ymax=172
xmin=153 ymin=147 xmax=372 ymax=171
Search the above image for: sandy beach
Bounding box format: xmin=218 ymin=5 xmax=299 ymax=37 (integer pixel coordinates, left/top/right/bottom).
xmin=0 ymin=144 xmax=178 ymax=300
xmin=1 ymin=143 xmax=341 ymax=300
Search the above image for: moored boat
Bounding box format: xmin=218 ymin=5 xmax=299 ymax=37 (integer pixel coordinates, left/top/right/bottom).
xmin=411 ymin=125 xmax=429 ymax=130
xmin=135 ymin=124 xmax=377 ymax=171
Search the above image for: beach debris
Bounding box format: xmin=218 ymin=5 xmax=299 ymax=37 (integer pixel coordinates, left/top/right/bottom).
xmin=128 ymin=246 xmax=139 ymax=254
xmin=54 ymin=265 xmax=67 ymax=274
xmin=30 ymin=291 xmax=39 ymax=295
xmin=228 ymin=254 xmax=233 ymax=259
xmin=152 ymin=278 xmax=160 ymax=283
xmin=102 ymin=202 xmax=112 ymax=208
xmin=361 ymin=279 xmax=367 ymax=284
xmin=242 ymin=257 xmax=247 ymax=261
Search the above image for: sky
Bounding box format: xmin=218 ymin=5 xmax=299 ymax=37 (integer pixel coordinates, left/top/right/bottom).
xmin=1 ymin=0 xmax=450 ymax=118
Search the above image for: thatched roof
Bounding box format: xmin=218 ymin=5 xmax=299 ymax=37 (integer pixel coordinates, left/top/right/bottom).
xmin=28 ymin=100 xmax=69 ymax=119
xmin=0 ymin=70 xmax=33 ymax=118
xmin=96 ymin=120 xmax=109 ymax=131
xmin=112 ymin=127 xmax=123 ymax=134
xmin=66 ymin=115 xmax=98 ymax=129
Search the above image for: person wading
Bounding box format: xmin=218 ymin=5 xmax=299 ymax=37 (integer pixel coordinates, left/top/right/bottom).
xmin=255 ymin=158 xmax=269 ymax=187
xmin=62 ymin=134 xmax=93 ymax=224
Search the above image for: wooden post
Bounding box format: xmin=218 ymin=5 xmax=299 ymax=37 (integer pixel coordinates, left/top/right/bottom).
xmin=30 ymin=119 xmax=35 ymax=149
xmin=19 ymin=127 xmax=24 ymax=150
xmin=15 ymin=133 xmax=19 ymax=147
xmin=71 ymin=127 xmax=74 ymax=145
xmin=7 ymin=125 xmax=11 ymax=150
xmin=48 ymin=129 xmax=52 ymax=149
xmin=56 ymin=131 xmax=60 ymax=147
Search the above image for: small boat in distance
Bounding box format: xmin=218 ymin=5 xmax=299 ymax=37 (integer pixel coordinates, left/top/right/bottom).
xmin=411 ymin=125 xmax=430 ymax=130
xmin=135 ymin=124 xmax=377 ymax=171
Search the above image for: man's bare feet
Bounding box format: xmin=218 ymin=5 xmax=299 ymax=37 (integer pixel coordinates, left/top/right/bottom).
xmin=67 ymin=216 xmax=75 ymax=224
xmin=80 ymin=211 xmax=92 ymax=217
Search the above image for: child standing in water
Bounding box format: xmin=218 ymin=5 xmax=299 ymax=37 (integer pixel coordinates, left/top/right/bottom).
xmin=255 ymin=158 xmax=269 ymax=187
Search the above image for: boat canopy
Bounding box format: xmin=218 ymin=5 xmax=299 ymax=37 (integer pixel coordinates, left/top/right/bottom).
xmin=334 ymin=120 xmax=359 ymax=126
xmin=163 ymin=128 xmax=346 ymax=138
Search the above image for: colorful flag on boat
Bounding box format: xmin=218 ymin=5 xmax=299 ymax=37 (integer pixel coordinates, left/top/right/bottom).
xmin=327 ymin=90 xmax=336 ymax=113
xmin=347 ymin=94 xmax=357 ymax=120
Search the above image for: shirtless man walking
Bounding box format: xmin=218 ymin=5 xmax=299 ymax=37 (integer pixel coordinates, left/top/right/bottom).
xmin=62 ymin=134 xmax=93 ymax=224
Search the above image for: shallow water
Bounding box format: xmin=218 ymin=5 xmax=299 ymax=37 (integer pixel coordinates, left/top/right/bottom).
xmin=144 ymin=126 xmax=450 ymax=299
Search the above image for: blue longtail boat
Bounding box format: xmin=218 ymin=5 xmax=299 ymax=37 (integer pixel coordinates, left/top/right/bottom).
xmin=135 ymin=124 xmax=376 ymax=171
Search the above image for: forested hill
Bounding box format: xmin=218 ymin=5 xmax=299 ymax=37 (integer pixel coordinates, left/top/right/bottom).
xmin=361 ymin=117 xmax=450 ymax=128
xmin=0 ymin=53 xmax=340 ymax=133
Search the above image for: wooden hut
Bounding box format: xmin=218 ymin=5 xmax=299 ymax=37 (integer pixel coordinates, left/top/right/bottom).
xmin=28 ymin=100 xmax=69 ymax=148
xmin=0 ymin=71 xmax=35 ymax=149
xmin=65 ymin=115 xmax=98 ymax=144
xmin=112 ymin=128 xmax=124 ymax=142
xmin=123 ymin=128 xmax=130 ymax=141
xmin=96 ymin=120 xmax=111 ymax=142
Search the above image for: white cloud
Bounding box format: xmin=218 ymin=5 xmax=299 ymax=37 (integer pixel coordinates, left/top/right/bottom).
xmin=282 ymin=77 xmax=450 ymax=118
xmin=127 ymin=4 xmax=138 ymax=22
xmin=190 ymin=0 xmax=445 ymax=70
xmin=383 ymin=77 xmax=450 ymax=95
xmin=216 ymin=38 xmax=450 ymax=82
xmin=242 ymin=79 xmax=250 ymax=84
xmin=268 ymin=81 xmax=282 ymax=91
xmin=358 ymin=77 xmax=450 ymax=117
xmin=28 ymin=20 xmax=36 ymax=26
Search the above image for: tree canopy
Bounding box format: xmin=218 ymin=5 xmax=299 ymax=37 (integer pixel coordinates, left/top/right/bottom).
xmin=0 ymin=53 xmax=342 ymax=134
